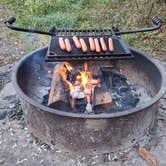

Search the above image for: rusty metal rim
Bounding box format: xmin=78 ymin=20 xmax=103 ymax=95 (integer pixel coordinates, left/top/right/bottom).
xmin=12 ymin=47 xmax=166 ymax=119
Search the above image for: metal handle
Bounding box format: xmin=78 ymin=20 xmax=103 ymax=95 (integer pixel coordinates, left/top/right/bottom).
xmin=116 ymin=16 xmax=161 ymax=35
xmin=4 ymin=17 xmax=54 ymax=36
xmin=5 ymin=17 xmax=16 ymax=24
xmin=4 ymin=16 xmax=161 ymax=36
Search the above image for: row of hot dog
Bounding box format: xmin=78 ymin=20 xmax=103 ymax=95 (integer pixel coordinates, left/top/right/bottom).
xmin=58 ymin=36 xmax=114 ymax=53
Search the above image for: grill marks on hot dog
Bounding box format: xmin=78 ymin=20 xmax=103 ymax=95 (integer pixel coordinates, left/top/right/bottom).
xmin=72 ymin=36 xmax=81 ymax=49
xmin=94 ymin=38 xmax=101 ymax=53
xmin=100 ymin=37 xmax=107 ymax=52
xmin=79 ymin=38 xmax=88 ymax=53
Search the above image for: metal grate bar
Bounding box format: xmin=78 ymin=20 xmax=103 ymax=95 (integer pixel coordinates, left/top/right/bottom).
xmin=54 ymin=28 xmax=114 ymax=36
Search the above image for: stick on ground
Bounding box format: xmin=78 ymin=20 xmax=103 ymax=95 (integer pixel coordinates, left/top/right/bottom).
xmin=138 ymin=146 xmax=157 ymax=166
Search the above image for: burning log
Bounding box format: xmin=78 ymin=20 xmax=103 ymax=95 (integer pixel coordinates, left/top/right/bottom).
xmin=48 ymin=63 xmax=69 ymax=111
xmin=48 ymin=61 xmax=113 ymax=113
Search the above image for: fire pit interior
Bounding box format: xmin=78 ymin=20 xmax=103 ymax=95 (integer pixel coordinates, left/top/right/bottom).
xmin=45 ymin=60 xmax=151 ymax=114
xmin=16 ymin=46 xmax=163 ymax=117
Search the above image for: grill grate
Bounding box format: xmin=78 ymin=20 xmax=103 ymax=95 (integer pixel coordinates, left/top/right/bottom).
xmin=5 ymin=16 xmax=161 ymax=62
xmin=46 ymin=29 xmax=133 ymax=61
xmin=5 ymin=16 xmax=161 ymax=61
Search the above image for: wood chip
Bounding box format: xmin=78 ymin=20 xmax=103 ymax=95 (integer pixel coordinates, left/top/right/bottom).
xmin=138 ymin=146 xmax=157 ymax=166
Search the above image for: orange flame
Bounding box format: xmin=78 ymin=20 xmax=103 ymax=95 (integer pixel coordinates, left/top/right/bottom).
xmin=79 ymin=71 xmax=89 ymax=89
xmin=60 ymin=63 xmax=74 ymax=90
xmin=64 ymin=62 xmax=73 ymax=71
xmin=60 ymin=62 xmax=93 ymax=92
xmin=77 ymin=62 xmax=92 ymax=91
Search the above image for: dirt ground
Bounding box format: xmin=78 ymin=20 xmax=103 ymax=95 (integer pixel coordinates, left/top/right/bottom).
xmin=1 ymin=4 xmax=166 ymax=166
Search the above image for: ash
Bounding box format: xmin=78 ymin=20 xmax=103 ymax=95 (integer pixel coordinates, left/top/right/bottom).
xmin=107 ymin=70 xmax=152 ymax=113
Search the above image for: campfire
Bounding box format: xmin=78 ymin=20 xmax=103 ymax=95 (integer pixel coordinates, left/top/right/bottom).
xmin=48 ymin=62 xmax=112 ymax=113
xmin=6 ymin=15 xmax=165 ymax=154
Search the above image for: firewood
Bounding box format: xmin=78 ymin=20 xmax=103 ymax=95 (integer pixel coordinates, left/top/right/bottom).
xmin=138 ymin=146 xmax=157 ymax=166
xmin=70 ymin=97 xmax=75 ymax=109
xmin=92 ymin=83 xmax=112 ymax=112
xmin=101 ymin=67 xmax=113 ymax=88
xmin=48 ymin=63 xmax=69 ymax=111
xmin=92 ymin=70 xmax=112 ymax=112
xmin=93 ymin=87 xmax=112 ymax=110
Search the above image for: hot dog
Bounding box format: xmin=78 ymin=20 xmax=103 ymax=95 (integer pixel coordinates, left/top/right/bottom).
xmin=94 ymin=38 xmax=101 ymax=53
xmin=89 ymin=37 xmax=96 ymax=52
xmin=100 ymin=37 xmax=107 ymax=52
xmin=72 ymin=36 xmax=81 ymax=49
xmin=59 ymin=37 xmax=66 ymax=50
xmin=79 ymin=38 xmax=87 ymax=53
xmin=64 ymin=38 xmax=72 ymax=52
xmin=108 ymin=37 xmax=114 ymax=52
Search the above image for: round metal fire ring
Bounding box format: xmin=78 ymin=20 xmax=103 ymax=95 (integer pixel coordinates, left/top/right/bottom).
xmin=12 ymin=47 xmax=166 ymax=155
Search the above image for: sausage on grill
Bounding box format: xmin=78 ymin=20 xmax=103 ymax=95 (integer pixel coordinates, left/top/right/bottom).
xmin=58 ymin=37 xmax=66 ymax=50
xmin=72 ymin=36 xmax=81 ymax=49
xmin=94 ymin=38 xmax=101 ymax=53
xmin=100 ymin=37 xmax=107 ymax=52
xmin=108 ymin=37 xmax=114 ymax=52
xmin=64 ymin=38 xmax=72 ymax=52
xmin=79 ymin=38 xmax=87 ymax=53
xmin=89 ymin=37 xmax=96 ymax=52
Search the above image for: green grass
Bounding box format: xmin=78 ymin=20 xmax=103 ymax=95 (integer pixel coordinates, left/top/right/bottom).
xmin=1 ymin=0 xmax=166 ymax=58
xmin=2 ymin=0 xmax=165 ymax=29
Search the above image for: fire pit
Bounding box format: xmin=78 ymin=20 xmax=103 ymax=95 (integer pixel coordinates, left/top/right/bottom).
xmin=12 ymin=47 xmax=166 ymax=154
xmin=5 ymin=16 xmax=166 ymax=154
